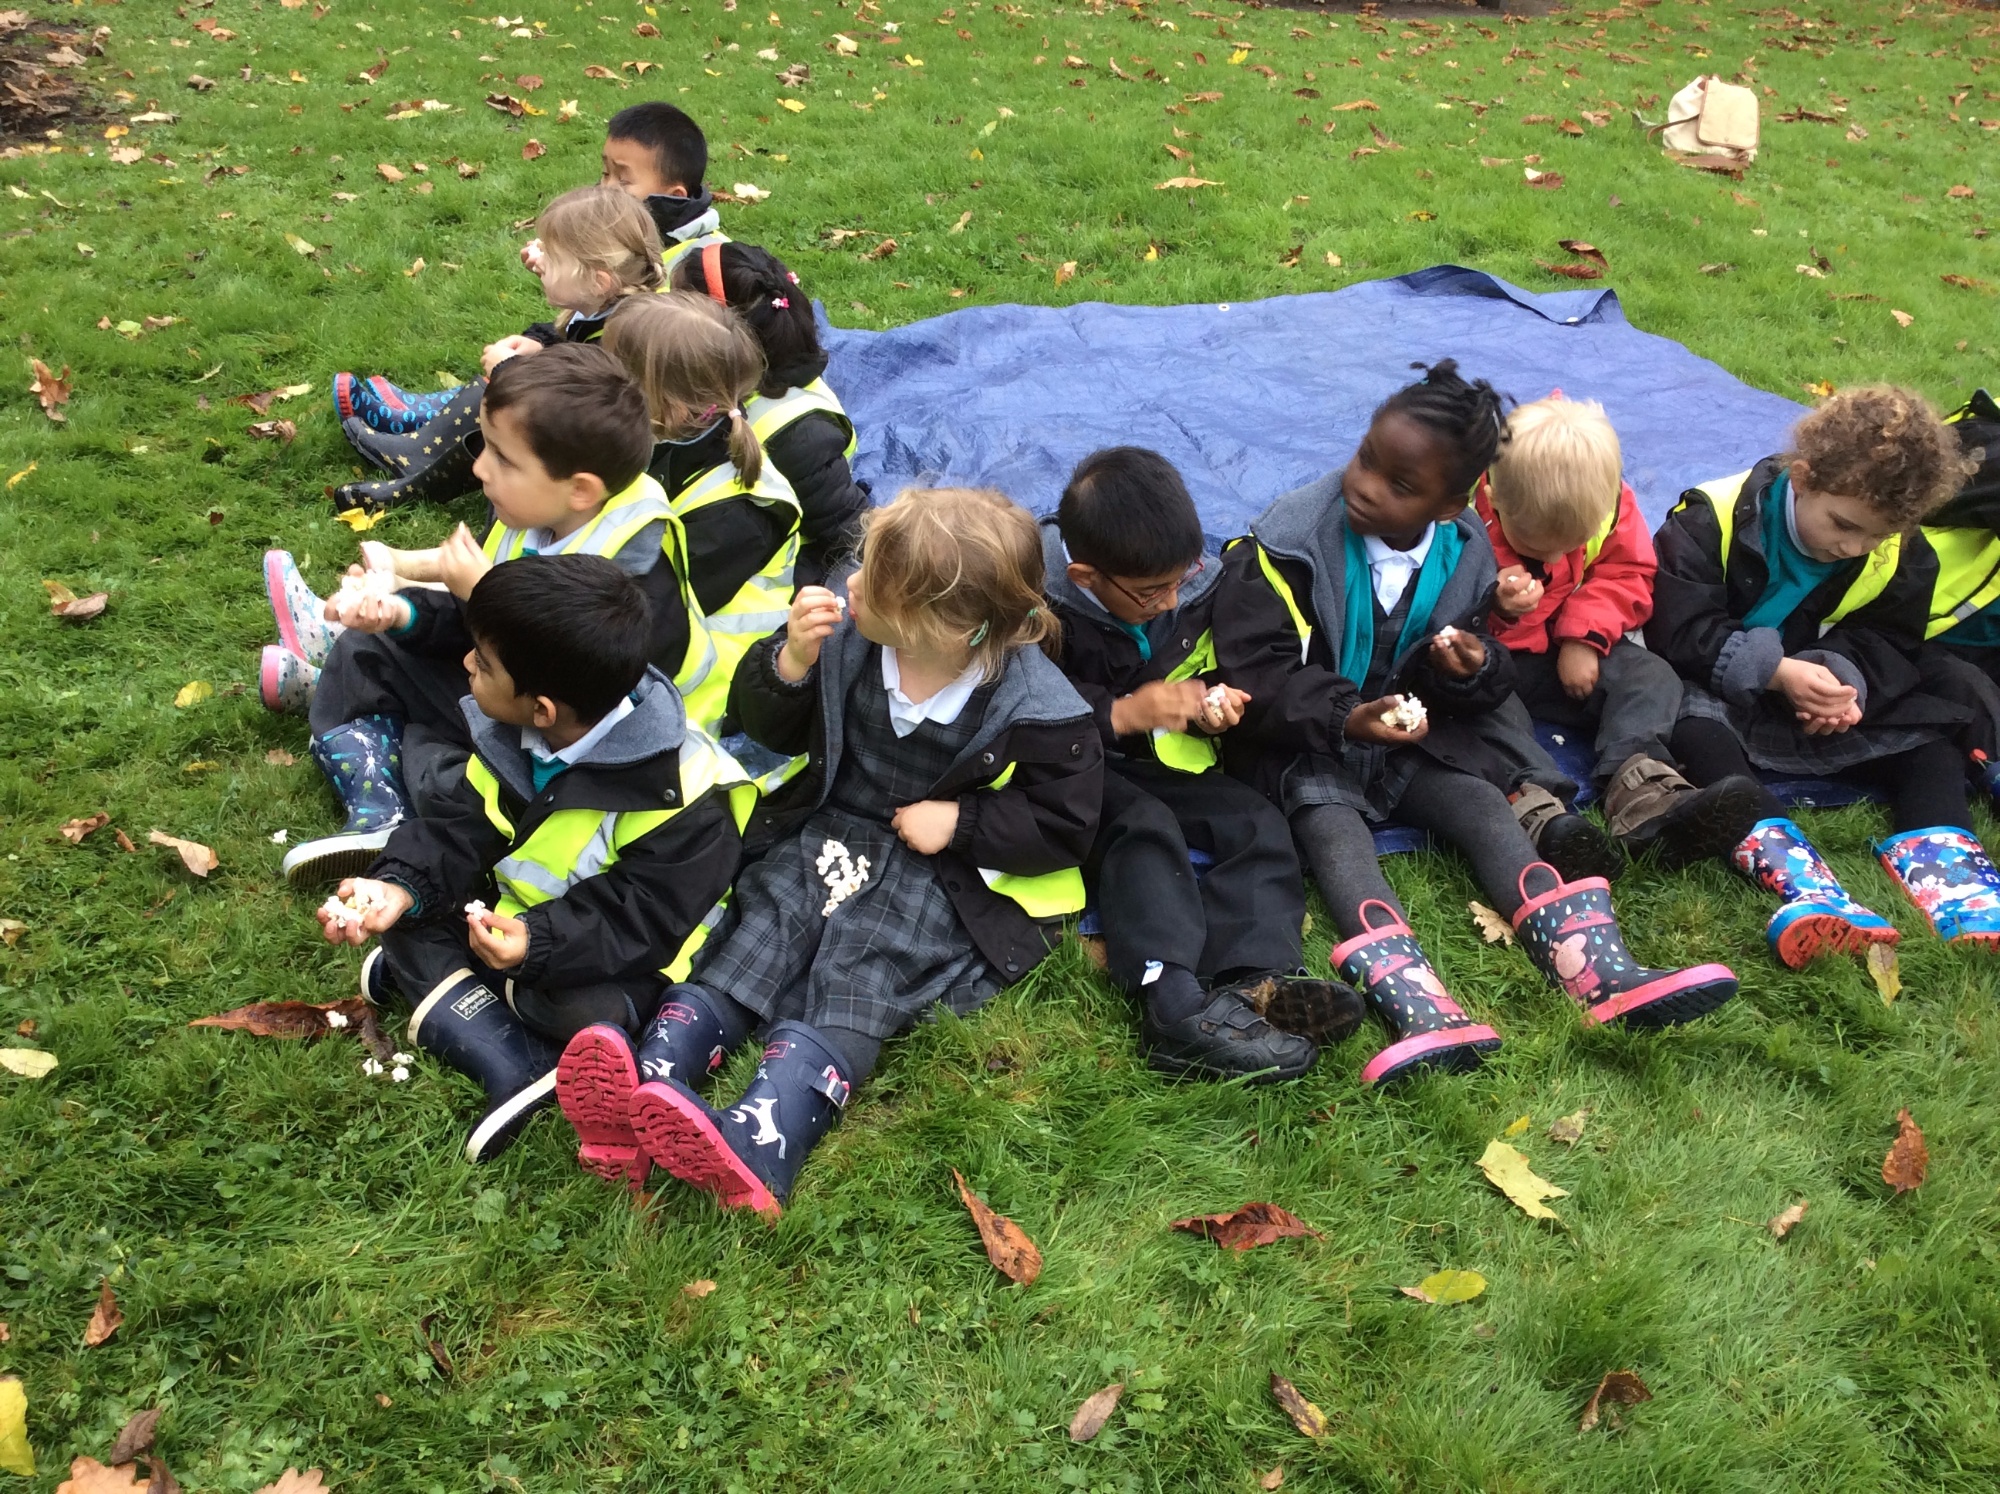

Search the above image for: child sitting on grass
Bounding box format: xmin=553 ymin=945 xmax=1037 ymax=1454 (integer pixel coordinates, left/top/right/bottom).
xmin=330 ymin=186 xmax=668 ymax=514
xmin=269 ymin=345 xmax=703 ymax=887
xmin=673 ymin=241 xmax=869 ymax=585
xmin=1648 ymin=385 xmax=2000 ymax=957
xmin=1044 ymin=446 xmax=1361 ymax=1083
xmin=335 ymin=100 xmax=726 ymax=436
xmin=553 ymin=488 xmax=1101 ymax=1209
xmin=316 ymin=554 xmax=748 ymax=1164
xmin=1212 ymin=361 xmax=1739 ymax=1086
xmin=1480 ymin=394 xmax=1765 ymax=868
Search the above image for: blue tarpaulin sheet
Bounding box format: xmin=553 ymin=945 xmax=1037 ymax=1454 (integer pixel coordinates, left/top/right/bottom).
xmin=818 ymin=264 xmax=1806 ymax=536
xmin=819 ymin=266 xmax=1868 ymax=851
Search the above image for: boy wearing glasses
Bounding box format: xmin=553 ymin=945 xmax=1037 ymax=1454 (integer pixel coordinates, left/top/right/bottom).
xmin=1044 ymin=447 xmax=1362 ymax=1083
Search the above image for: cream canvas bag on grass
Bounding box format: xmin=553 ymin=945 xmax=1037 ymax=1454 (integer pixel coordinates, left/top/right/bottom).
xmin=1659 ymin=75 xmax=1760 ymax=162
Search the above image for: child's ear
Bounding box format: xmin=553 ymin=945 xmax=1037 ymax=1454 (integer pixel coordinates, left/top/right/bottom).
xmin=1788 ymin=457 xmax=1814 ymax=492
xmin=1064 ymin=560 xmax=1101 ymax=593
xmin=567 ymin=471 xmax=610 ymax=511
xmin=531 ymin=694 xmax=562 ymax=730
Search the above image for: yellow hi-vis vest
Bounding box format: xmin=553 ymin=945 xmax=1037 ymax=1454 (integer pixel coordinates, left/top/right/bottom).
xmin=1688 ymin=472 xmax=1900 ymax=631
xmin=745 ymin=378 xmax=859 ymax=460
xmin=1151 ymin=631 xmax=1224 ymax=774
xmin=467 ymin=727 xmax=757 ymax=983
xmin=660 ymin=225 xmax=730 ymax=273
xmin=970 ymin=761 xmax=1088 ymax=918
xmin=672 ymin=459 xmax=804 ymax=721
xmin=480 ymin=474 xmax=727 ymax=738
xmin=1923 ymin=524 xmax=2000 ymax=640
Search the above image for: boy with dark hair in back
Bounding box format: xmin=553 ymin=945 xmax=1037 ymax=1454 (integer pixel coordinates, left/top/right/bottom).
xmin=337 ymin=101 xmax=726 ymax=434
xmin=1045 ymin=447 xmax=1363 ymax=1083
xmin=317 ymin=554 xmax=748 ymax=1164
xmin=279 ymin=344 xmax=705 ymax=886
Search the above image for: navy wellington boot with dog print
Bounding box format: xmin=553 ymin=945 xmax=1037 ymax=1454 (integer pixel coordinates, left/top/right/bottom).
xmin=1511 ymin=864 xmax=1738 ymax=1028
xmin=1333 ymin=900 xmax=1502 ymax=1086
xmin=629 ymin=1021 xmax=851 ymax=1218
xmin=556 ymin=986 xmax=752 ymax=1190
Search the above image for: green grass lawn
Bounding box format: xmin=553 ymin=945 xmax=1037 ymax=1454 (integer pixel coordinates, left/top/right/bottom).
xmin=4 ymin=0 xmax=2000 ymax=1488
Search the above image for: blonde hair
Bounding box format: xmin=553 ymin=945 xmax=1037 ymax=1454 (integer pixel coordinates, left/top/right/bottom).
xmin=602 ymin=290 xmax=765 ymax=484
xmin=857 ymin=487 xmax=1057 ymax=682
xmin=1486 ymin=395 xmax=1623 ymax=552
xmin=1790 ymin=385 xmax=1970 ymax=526
xmin=535 ymin=186 xmax=666 ymax=331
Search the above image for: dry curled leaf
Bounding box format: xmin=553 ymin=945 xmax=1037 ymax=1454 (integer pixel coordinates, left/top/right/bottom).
xmin=148 ymin=831 xmax=218 ymax=877
xmin=1882 ymin=1108 xmax=1927 ymax=1195
xmin=1524 ymin=168 xmax=1565 ymax=190
xmin=1890 ymin=308 xmax=1914 ymax=329
xmin=1468 ymin=901 xmax=1514 ymax=946
xmin=107 ymin=1409 xmax=160 ymax=1466
xmin=189 ymin=998 xmax=381 ymax=1050
xmin=83 ymin=1279 xmax=122 ymax=1347
xmin=522 ymin=138 xmax=546 ymax=161
xmin=1171 ymin=1202 xmax=1322 ymax=1251
xmin=1557 ymin=239 xmax=1608 ymax=269
xmin=61 ymin=813 xmax=111 ymax=843
xmin=247 ymin=419 xmax=298 ymax=443
xmin=1479 ymin=1140 xmax=1568 ymax=1221
xmin=682 ymin=1279 xmax=718 ymax=1299
xmin=1260 ymin=1469 xmax=1284 ymax=1492
xmin=1156 ymin=176 xmax=1223 ymax=190
xmin=29 ymin=359 xmax=72 ymax=422
xmin=1768 ymin=1200 xmax=1808 ymax=1240
xmin=375 ymin=161 xmax=405 ymax=183
xmin=953 ymin=1169 xmax=1042 ymax=1285
xmin=1867 ymin=944 xmax=1900 ymax=1005
xmin=1578 ymin=1369 xmax=1651 ymax=1432
xmin=44 ymin=580 xmax=108 ymax=620
xmin=1054 ymin=260 xmax=1077 ymax=286
xmin=1331 ymin=98 xmax=1378 ymax=112
xmin=1269 ymin=1373 xmax=1328 ymax=1439
xmin=1548 ymin=1108 xmax=1591 ymax=1146
xmin=1067 ymin=1382 xmax=1123 ymax=1443
xmin=53 ymin=1457 xmax=148 ymax=1493
xmin=115 ymin=829 xmax=137 ymax=854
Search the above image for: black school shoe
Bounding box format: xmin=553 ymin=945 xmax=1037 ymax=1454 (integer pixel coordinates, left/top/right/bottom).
xmin=1141 ymin=985 xmax=1320 ymax=1083
xmin=1536 ymin=812 xmax=1626 ymax=884
xmin=1622 ymin=775 xmax=1769 ymax=871
xmin=1227 ymin=971 xmax=1367 ymax=1046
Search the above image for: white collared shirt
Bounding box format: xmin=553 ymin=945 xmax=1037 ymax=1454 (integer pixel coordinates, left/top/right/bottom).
xmin=522 ymin=694 xmax=636 ymax=769
xmin=1361 ymin=524 xmax=1436 ymax=613
xmin=881 ymin=647 xmax=982 ymax=738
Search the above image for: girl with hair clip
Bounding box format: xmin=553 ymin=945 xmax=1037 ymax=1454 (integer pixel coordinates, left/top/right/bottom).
xmin=673 ymin=241 xmax=870 ymax=586
xmin=1211 ymin=361 xmax=1739 ymax=1087
xmin=552 ymin=488 xmax=1103 ymax=1210
xmin=602 ymin=291 xmax=804 ymax=732
xmin=325 ymin=186 xmax=670 ymax=514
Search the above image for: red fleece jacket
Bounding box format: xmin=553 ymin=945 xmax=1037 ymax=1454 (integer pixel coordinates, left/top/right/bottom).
xmin=1475 ymin=474 xmax=1657 ymax=656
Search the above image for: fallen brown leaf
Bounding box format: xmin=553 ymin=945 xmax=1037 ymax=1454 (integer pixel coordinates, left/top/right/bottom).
xmin=485 ymin=92 xmax=527 ymax=117
xmin=375 ymin=161 xmax=405 ymax=183
xmin=682 ymin=1279 xmax=718 ymax=1299
xmin=1578 ymin=1369 xmax=1651 ymax=1432
xmin=189 ymin=998 xmax=385 ymax=1049
xmin=106 ymin=1409 xmax=160 ymax=1466
xmin=1700 ymin=262 xmax=1736 ymax=275
xmin=1524 ymin=169 xmax=1565 ymax=191
xmin=52 ymin=1458 xmax=148 ymax=1494
xmin=1947 ymin=184 xmax=1975 ymax=200
xmin=1331 ymin=98 xmax=1379 ymax=112
xmin=145 ymin=1453 xmax=182 ymax=1494
xmin=1548 ymin=1108 xmax=1591 ymax=1146
xmin=1883 ymin=1108 xmax=1927 ymax=1195
xmin=1538 ymin=260 xmax=1603 ymax=280
xmin=1768 ymin=1200 xmax=1808 ymax=1240
xmin=1067 ymin=1382 xmax=1122 ymax=1443
xmin=517 ymin=74 xmax=544 ymax=91
xmin=1867 ymin=943 xmax=1900 ymax=1004
xmin=1157 ymin=176 xmax=1224 ymax=190
xmin=247 ymin=419 xmax=298 ymax=443
xmin=1890 ymin=308 xmax=1914 ymax=329
xmin=1260 ymin=1469 xmax=1284 ymax=1491
xmin=148 ymin=831 xmax=218 ymax=877
xmin=953 ymin=1169 xmax=1042 ymax=1285
xmin=864 ymin=237 xmax=899 ymax=260
xmin=1269 ymin=1373 xmax=1328 ymax=1438
xmin=29 ymin=359 xmax=72 ymax=423
xmin=266 ymin=748 xmax=297 ymax=766
xmin=1558 ymin=239 xmax=1608 ymax=269
xmin=83 ymin=1279 xmax=121 ymax=1347
xmin=522 ymin=138 xmax=546 ymax=161
xmin=420 ymin=1312 xmax=453 ymax=1379
xmin=1941 ymin=274 xmax=1993 ymax=292
xmin=253 ymin=1470 xmax=326 ymax=1494
xmin=1171 ymin=1202 xmax=1322 ymax=1251
xmin=1559 ymin=119 xmax=1584 ymax=136
xmin=0 ymin=922 xmax=23 ymax=950
xmin=61 ymin=813 xmax=110 ymax=844
xmin=1055 ymin=260 xmax=1077 ymax=286
xmin=115 ymin=829 xmax=137 ymax=854
xmin=1163 ymin=142 xmax=1191 ymax=160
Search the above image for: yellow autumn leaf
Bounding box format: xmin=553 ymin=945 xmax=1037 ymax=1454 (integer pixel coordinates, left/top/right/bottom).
xmin=1469 ymin=900 xmax=1514 ymax=945
xmin=1412 ymin=1268 xmax=1487 ymax=1305
xmin=779 ymin=98 xmax=806 ymax=113
xmin=284 ymin=232 xmax=317 ymax=256
xmin=903 ymin=54 xmax=924 ymax=67
xmin=1868 ymin=943 xmax=1900 ymax=1005
xmin=0 ymin=1376 xmax=32 ymax=1476
xmin=174 ymin=680 xmax=214 ymax=709
xmin=1478 ymin=1139 xmax=1568 ymax=1222
xmin=0 ymin=1050 xmax=57 ymax=1079
xmin=1143 ymin=244 xmax=1159 ymax=261
xmin=7 ymin=461 xmax=35 ymax=489
xmin=336 ymin=507 xmax=385 ymax=532
xmin=1228 ymin=48 xmax=1249 ymax=64
xmin=1503 ymin=1114 xmax=1531 ymax=1138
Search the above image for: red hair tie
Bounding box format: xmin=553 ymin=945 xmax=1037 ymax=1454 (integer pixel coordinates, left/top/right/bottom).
xmin=701 ymin=242 xmax=728 ymax=306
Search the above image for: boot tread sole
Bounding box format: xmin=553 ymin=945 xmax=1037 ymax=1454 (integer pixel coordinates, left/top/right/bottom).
xmin=556 ymin=1029 xmax=648 ymax=1191
xmin=630 ymin=1082 xmax=781 ymax=1218
xmin=1773 ymin=910 xmax=1899 ymax=969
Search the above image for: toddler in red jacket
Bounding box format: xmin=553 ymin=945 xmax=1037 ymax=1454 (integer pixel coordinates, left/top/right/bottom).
xmin=1483 ymin=395 xmax=1764 ymax=865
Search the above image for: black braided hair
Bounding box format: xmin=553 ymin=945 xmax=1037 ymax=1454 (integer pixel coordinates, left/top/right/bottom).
xmin=1377 ymin=358 xmax=1510 ymax=498
xmin=671 ymin=242 xmax=829 ymax=397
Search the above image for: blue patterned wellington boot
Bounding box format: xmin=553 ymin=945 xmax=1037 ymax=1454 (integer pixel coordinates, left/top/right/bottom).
xmin=1877 ymin=826 xmax=2000 ymax=948
xmin=331 ymin=384 xmax=487 ymax=513
xmin=1510 ymin=864 xmax=1738 ymax=1029
xmin=334 ymin=371 xmax=458 ymax=433
xmin=281 ymin=715 xmax=410 ymax=886
xmin=629 ymin=1022 xmax=852 ymax=1218
xmin=1731 ymin=817 xmax=1898 ymax=968
xmin=1332 ymin=900 xmax=1502 ymax=1086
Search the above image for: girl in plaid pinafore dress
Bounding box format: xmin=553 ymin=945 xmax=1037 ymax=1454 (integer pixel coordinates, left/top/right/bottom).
xmin=554 ymin=487 xmax=1103 ymax=1214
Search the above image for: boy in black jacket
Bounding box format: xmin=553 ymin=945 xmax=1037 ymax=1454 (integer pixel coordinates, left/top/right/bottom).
xmin=1047 ymin=449 xmax=1362 ymax=1082
xmin=316 ymin=556 xmax=748 ymax=1163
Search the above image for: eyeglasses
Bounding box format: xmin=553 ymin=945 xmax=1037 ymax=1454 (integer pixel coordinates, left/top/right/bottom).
xmin=1103 ymin=558 xmax=1205 ymax=610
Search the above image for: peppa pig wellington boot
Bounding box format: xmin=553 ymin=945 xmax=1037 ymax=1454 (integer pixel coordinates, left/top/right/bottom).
xmin=1332 ymin=900 xmax=1502 ymax=1086
xmin=1511 ymin=863 xmax=1738 ymax=1028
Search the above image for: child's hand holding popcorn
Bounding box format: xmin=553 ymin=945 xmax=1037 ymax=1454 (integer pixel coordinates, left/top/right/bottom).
xmin=1344 ymin=695 xmax=1429 ymax=746
xmin=464 ymin=900 xmax=530 ymax=969
xmin=1494 ymin=564 xmax=1544 ymax=620
xmin=1193 ymin=682 xmax=1252 ymax=736
xmin=481 ymin=335 xmax=543 ymax=376
xmin=1427 ymin=625 xmax=1486 ymax=680
xmin=779 ymin=585 xmax=846 ymax=681
xmin=316 ymin=878 xmax=413 ymax=945
xmin=323 ymin=568 xmax=415 ymax=634
xmin=520 ymin=237 xmax=547 ymax=276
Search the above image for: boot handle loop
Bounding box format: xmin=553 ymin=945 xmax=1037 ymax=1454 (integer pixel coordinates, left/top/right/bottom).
xmin=1357 ymin=898 xmax=1405 ymax=934
xmin=1516 ymin=861 xmax=1565 ymax=907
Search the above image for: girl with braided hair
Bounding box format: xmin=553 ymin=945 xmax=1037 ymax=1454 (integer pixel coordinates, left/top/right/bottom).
xmin=672 ymin=241 xmax=869 ymax=584
xmin=1211 ymin=361 xmax=1738 ymax=1086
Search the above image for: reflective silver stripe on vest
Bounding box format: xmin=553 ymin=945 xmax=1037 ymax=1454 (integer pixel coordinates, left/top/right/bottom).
xmin=494 ymin=815 xmax=619 ymax=900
